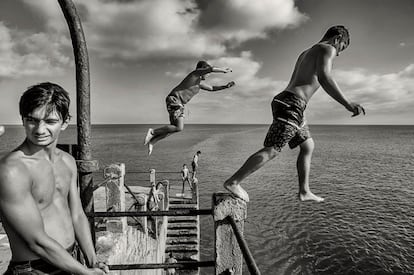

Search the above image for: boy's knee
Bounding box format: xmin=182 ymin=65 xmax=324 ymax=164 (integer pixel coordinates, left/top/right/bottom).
xmin=262 ymin=146 xmax=278 ymax=159
xmin=300 ymin=139 xmax=314 ymax=154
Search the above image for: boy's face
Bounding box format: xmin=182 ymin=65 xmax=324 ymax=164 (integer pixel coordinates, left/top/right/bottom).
xmin=23 ymin=105 xmax=68 ymax=147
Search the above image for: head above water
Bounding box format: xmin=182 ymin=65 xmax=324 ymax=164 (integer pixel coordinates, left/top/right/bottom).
xmin=19 ymin=82 xmax=71 ymax=122
xmin=320 ymin=25 xmax=350 ymax=53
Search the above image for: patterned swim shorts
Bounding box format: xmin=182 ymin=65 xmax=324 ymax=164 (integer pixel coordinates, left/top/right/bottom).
xmin=263 ymin=91 xmax=311 ymax=151
xmin=165 ymin=95 xmax=185 ymax=124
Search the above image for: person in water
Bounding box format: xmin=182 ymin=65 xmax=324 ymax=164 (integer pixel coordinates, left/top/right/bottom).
xmin=144 ymin=61 xmax=235 ymax=155
xmin=224 ymin=25 xmax=365 ymax=203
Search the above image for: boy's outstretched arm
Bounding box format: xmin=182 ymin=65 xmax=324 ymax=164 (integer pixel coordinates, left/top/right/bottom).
xmin=211 ymin=67 xmax=232 ymax=73
xmin=316 ymin=45 xmax=365 ymax=117
xmin=200 ymin=81 xmax=235 ymax=92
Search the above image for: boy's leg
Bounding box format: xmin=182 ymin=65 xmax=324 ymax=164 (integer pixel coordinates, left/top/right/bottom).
xmin=297 ymin=138 xmax=324 ymax=202
xmin=151 ymin=117 xmax=184 ymax=145
xmin=147 ymin=117 xmax=184 ymax=155
xmin=186 ymin=178 xmax=193 ymax=190
xmin=224 ymin=146 xmax=278 ymax=202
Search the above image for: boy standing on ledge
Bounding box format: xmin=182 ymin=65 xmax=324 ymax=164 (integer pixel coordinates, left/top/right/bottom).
xmin=0 ymin=82 xmax=107 ymax=274
xmin=144 ymin=61 xmax=235 ymax=155
xmin=224 ymin=25 xmax=365 ymax=203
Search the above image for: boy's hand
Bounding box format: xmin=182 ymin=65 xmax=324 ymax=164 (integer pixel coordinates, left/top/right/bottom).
xmin=226 ymin=81 xmax=235 ymax=88
xmin=90 ymin=262 xmax=109 ymax=274
xmin=223 ymin=68 xmax=233 ymax=73
xmin=348 ymin=102 xmax=365 ymax=117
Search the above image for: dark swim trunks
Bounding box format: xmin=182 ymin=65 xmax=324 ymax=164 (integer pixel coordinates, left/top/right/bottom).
xmin=4 ymin=244 xmax=77 ymax=275
xmin=264 ymin=91 xmax=311 ymax=151
xmin=165 ymin=95 xmax=185 ymax=124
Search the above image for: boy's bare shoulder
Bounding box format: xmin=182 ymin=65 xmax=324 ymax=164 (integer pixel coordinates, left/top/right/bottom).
xmin=311 ymin=43 xmax=335 ymax=55
xmin=0 ymin=150 xmax=30 ymax=188
xmin=57 ymin=148 xmax=77 ymax=170
xmin=0 ymin=149 xmax=27 ymax=170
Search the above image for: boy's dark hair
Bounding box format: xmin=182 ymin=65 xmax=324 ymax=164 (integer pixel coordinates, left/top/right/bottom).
xmin=19 ymin=82 xmax=71 ymax=121
xmin=321 ymin=25 xmax=350 ymax=46
xmin=196 ymin=150 xmax=201 ymax=154
xmin=196 ymin=60 xmax=212 ymax=70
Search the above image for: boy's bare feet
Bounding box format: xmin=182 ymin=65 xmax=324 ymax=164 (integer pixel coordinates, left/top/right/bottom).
xmin=148 ymin=142 xmax=154 ymax=156
xmin=224 ymin=182 xmax=250 ymax=202
xmin=144 ymin=128 xmax=154 ymax=145
xmin=299 ymin=191 xmax=324 ymax=202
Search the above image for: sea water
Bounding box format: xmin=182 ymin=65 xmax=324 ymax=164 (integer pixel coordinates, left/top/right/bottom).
xmin=0 ymin=124 xmax=413 ymax=274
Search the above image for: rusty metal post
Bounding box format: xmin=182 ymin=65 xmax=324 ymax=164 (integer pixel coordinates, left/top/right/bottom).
xmin=58 ymin=0 xmax=99 ymax=241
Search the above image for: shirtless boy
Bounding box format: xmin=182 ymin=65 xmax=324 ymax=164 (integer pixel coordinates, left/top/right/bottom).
xmin=191 ymin=151 xmax=201 ymax=181
xmin=0 ymin=82 xmax=107 ymax=274
xmin=181 ymin=164 xmax=191 ymax=194
xmin=224 ymin=25 xmax=365 ymax=202
xmin=144 ymin=61 xmax=235 ymax=155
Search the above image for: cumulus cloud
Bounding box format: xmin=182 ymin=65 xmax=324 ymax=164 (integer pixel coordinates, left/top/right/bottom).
xmin=189 ymin=61 xmax=414 ymax=124
xmin=198 ymin=0 xmax=309 ymax=43
xmin=0 ymin=22 xmax=70 ymax=80
xmin=21 ymin=0 xmax=307 ymax=61
xmin=306 ymin=65 xmax=414 ymax=123
xmin=184 ymin=51 xmax=286 ymax=122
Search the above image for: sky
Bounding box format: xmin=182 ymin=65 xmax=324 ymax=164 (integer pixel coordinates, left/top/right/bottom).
xmin=0 ymin=0 xmax=413 ymax=125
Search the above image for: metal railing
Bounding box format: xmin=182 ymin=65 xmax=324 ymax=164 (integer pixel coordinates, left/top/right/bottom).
xmin=227 ymin=216 xmax=261 ymax=275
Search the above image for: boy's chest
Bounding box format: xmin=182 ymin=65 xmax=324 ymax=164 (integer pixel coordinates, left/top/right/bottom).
xmin=28 ymin=161 xmax=72 ymax=205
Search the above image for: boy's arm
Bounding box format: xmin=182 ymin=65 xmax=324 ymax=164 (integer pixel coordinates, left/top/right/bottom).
xmin=211 ymin=67 xmax=232 ymax=73
xmin=316 ymin=45 xmax=365 ymax=117
xmin=193 ymin=66 xmax=232 ymax=77
xmin=0 ymin=163 xmax=99 ymax=275
xmin=66 ymin=156 xmax=107 ymax=273
xmin=199 ymin=81 xmax=235 ymax=92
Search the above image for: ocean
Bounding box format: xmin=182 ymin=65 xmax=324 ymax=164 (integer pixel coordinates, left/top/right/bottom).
xmin=0 ymin=124 xmax=413 ymax=274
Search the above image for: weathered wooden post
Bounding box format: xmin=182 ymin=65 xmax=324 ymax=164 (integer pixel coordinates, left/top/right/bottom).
xmin=134 ymin=193 xmax=148 ymax=235
xmin=160 ymin=180 xmax=170 ymax=210
xmin=58 ymin=0 xmax=99 ymax=240
xmin=191 ymin=178 xmax=199 ymax=204
xmin=213 ymin=193 xmax=247 ymax=275
xmin=104 ymin=163 xmax=127 ymax=233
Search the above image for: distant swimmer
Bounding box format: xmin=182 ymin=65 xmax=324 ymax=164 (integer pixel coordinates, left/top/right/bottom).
xmin=224 ymin=25 xmax=365 ymax=203
xmin=0 ymin=83 xmax=108 ymax=274
xmin=0 ymin=125 xmax=5 ymax=136
xmin=144 ymin=61 xmax=235 ymax=155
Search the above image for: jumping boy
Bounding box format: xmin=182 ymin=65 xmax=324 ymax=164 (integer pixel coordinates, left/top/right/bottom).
xmin=144 ymin=61 xmax=235 ymax=155
xmin=224 ymin=25 xmax=365 ymax=202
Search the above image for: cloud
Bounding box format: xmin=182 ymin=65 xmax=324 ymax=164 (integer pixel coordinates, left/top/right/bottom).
xmin=0 ymin=22 xmax=70 ymax=80
xmin=184 ymin=51 xmax=286 ymax=123
xmin=198 ymin=0 xmax=309 ymax=43
xmin=22 ymin=0 xmax=307 ymax=61
xmin=306 ymin=65 xmax=414 ymax=123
